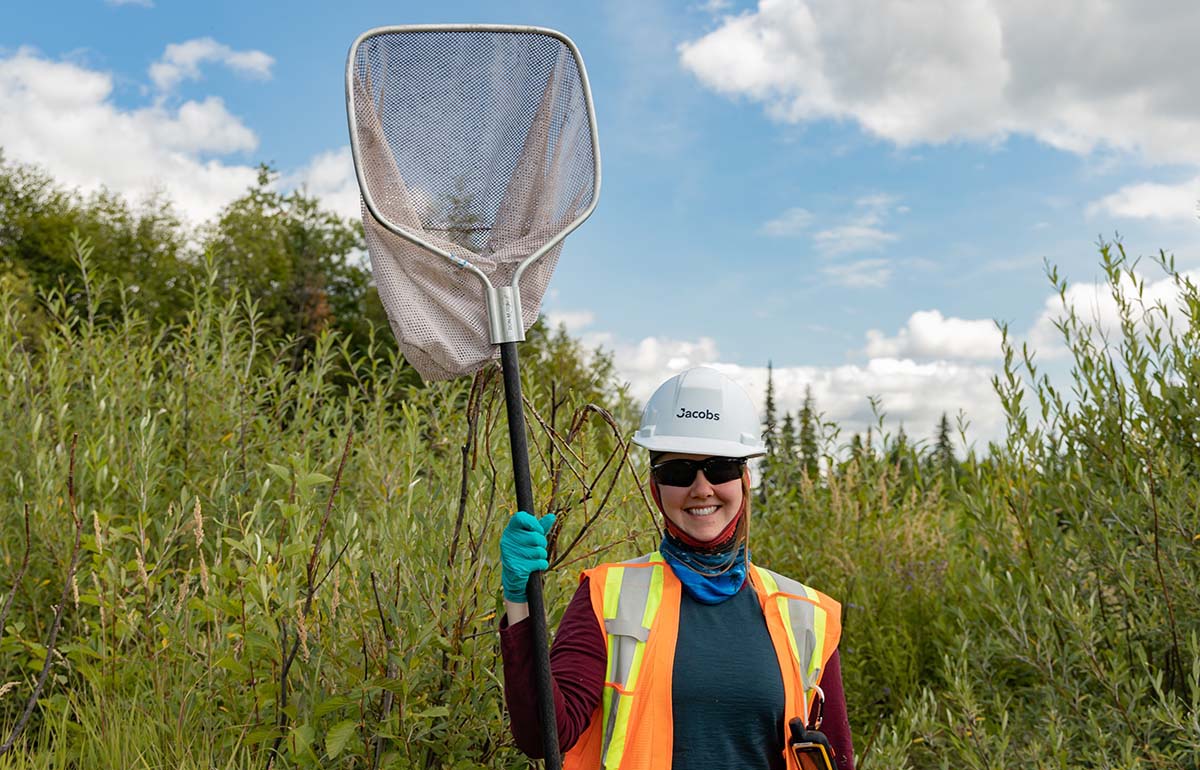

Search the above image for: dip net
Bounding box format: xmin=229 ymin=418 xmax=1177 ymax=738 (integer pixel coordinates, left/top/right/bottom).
xmin=348 ymin=27 xmax=599 ymax=380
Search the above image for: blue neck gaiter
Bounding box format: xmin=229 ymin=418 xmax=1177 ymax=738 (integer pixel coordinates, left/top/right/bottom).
xmin=659 ymin=535 xmax=748 ymax=605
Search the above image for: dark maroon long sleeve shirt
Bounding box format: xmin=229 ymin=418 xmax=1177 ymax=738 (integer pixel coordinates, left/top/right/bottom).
xmin=500 ymin=578 xmax=855 ymax=769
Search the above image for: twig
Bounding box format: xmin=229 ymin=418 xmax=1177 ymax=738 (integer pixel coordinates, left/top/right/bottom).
xmin=0 ymin=504 xmax=32 ymax=638
xmin=554 ymin=533 xmax=642 ymax=571
xmin=552 ymin=404 xmax=659 ymax=565
xmin=436 ymin=369 xmax=489 ymax=701
xmin=856 ymin=717 xmax=883 ymax=769
xmin=1143 ymin=453 xmax=1184 ymax=691
xmin=1 ymin=434 xmax=83 ymax=756
xmin=313 ymin=541 xmax=353 ymax=595
xmin=449 ymin=369 xmax=490 ymax=568
xmin=266 ymin=429 xmax=354 ymax=770
xmin=522 ymin=394 xmax=588 ymax=484
xmin=305 ymin=430 xmax=353 ymax=595
xmin=370 ymin=571 xmax=398 ymax=768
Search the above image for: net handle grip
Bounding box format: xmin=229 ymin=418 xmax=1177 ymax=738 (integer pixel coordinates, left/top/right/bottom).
xmin=487 ymin=285 xmax=525 ymax=344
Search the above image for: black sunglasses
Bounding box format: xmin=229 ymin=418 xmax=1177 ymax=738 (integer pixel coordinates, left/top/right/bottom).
xmin=651 ymin=457 xmax=746 ymax=487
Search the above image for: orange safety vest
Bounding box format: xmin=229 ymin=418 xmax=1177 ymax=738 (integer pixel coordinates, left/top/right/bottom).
xmin=562 ymin=552 xmax=842 ymax=770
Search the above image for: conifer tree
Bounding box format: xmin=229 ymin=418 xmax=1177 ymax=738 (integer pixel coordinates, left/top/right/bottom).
xmin=759 ymin=362 xmax=778 ymax=501
xmin=798 ymin=385 xmax=820 ymax=479
xmin=762 ymin=361 xmax=778 ymax=456
xmin=778 ymin=410 xmax=797 ymax=489
xmin=888 ymin=425 xmax=910 ymax=468
xmin=934 ymin=411 xmax=956 ymax=480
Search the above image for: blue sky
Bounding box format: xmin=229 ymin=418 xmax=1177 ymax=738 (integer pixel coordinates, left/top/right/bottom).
xmin=4 ymin=0 xmax=1199 ymax=450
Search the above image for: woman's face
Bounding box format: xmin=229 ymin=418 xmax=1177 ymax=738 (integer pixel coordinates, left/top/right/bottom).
xmin=652 ymin=452 xmax=746 ymax=544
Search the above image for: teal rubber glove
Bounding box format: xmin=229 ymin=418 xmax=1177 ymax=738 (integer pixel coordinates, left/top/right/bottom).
xmin=500 ymin=510 xmax=556 ymax=603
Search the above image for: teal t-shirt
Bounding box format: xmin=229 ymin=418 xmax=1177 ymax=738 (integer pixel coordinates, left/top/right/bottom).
xmin=671 ymin=580 xmax=787 ymax=769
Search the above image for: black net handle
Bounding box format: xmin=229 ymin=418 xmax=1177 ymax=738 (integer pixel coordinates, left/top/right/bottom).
xmin=501 ymin=342 xmax=561 ymax=769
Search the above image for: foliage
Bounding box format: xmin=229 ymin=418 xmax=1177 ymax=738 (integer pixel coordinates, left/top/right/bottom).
xmin=0 ymin=242 xmax=645 ymax=768
xmin=0 ymin=155 xmax=394 ymax=375
xmin=201 ymin=166 xmax=386 ymax=369
xmin=757 ymin=242 xmax=1199 ymax=768
xmin=0 ymin=152 xmax=195 ymax=331
xmin=1 ymin=154 xmax=1197 ymax=767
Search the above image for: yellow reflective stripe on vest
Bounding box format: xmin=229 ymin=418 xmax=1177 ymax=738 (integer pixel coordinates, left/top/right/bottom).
xmin=599 ymin=553 xmax=664 ymax=769
xmin=752 ymin=566 xmax=827 ymax=690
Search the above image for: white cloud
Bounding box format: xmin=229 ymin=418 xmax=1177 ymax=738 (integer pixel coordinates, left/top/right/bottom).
xmin=286 ymin=146 xmax=362 ymax=222
xmin=679 ymin=0 xmax=1200 ymax=166
xmin=602 ymin=332 xmax=1004 ymax=448
xmin=560 ymin=260 xmax=1200 ymax=454
xmin=607 ymin=336 xmax=723 ymax=402
xmin=140 ymin=96 xmax=257 ymax=154
xmin=0 ymin=48 xmax=356 ymax=227
xmin=149 ymin=38 xmax=274 ymax=93
xmin=1026 ymin=267 xmax=1198 ymax=360
xmin=1088 ymin=178 xmax=1200 ymax=223
xmin=760 ymin=207 xmax=813 ymax=236
xmin=814 ymin=226 xmax=896 ymax=256
xmin=813 ymin=193 xmax=900 ymax=256
xmin=821 ymin=258 xmax=891 ymax=288
xmin=864 ymin=310 xmax=1003 ymax=360
xmin=544 ymin=309 xmax=597 ymax=334
xmin=0 ymin=48 xmax=260 ymax=224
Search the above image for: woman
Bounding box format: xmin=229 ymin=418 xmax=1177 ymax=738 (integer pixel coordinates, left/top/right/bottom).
xmin=500 ymin=367 xmax=854 ymax=769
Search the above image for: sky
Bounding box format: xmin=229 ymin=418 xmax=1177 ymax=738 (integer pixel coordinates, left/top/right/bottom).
xmin=4 ymin=0 xmax=1199 ymax=454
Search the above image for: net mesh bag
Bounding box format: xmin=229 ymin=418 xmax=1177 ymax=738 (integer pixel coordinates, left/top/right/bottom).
xmin=350 ymin=29 xmax=598 ymax=380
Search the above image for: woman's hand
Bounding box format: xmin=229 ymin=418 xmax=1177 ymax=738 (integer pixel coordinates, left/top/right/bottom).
xmin=500 ymin=511 xmax=556 ymax=608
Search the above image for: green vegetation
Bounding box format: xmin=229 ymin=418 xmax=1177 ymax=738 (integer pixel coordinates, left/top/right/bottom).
xmin=1 ymin=157 xmax=1197 ymax=768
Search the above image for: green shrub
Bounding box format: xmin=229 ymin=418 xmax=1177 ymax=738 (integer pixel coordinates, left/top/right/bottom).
xmin=1 ymin=236 xmax=1197 ymax=768
xmin=0 ymin=237 xmax=645 ymax=768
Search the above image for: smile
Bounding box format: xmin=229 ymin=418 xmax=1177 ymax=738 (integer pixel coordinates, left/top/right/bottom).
xmin=684 ymin=505 xmax=720 ymax=516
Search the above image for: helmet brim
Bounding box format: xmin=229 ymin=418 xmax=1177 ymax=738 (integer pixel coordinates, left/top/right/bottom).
xmin=631 ymin=434 xmax=765 ymax=459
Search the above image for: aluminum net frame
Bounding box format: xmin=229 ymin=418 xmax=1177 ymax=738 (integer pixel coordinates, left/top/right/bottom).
xmin=347 ymin=26 xmax=600 ymax=380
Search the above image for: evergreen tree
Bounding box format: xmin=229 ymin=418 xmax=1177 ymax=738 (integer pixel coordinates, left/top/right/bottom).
xmin=778 ymin=410 xmax=797 ymax=489
xmin=933 ymin=411 xmax=957 ymax=480
xmin=762 ymin=361 xmax=778 ymax=456
xmin=759 ymin=361 xmax=779 ymax=501
xmin=798 ymin=385 xmax=820 ymax=479
xmin=887 ymin=425 xmax=910 ymax=468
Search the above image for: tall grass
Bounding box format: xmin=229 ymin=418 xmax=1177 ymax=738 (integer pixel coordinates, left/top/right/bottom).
xmin=0 ymin=239 xmax=646 ymax=768
xmin=1 ymin=238 xmax=1197 ymax=768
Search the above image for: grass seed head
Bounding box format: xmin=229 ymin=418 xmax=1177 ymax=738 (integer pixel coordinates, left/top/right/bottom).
xmin=91 ymin=572 xmax=107 ymax=629
xmin=192 ymin=498 xmax=203 ymax=548
xmin=136 ymin=547 xmax=149 ymax=591
xmin=175 ymin=574 xmax=190 ymax=616
xmin=92 ymin=510 xmax=103 ymax=554
xmin=297 ymin=610 xmax=310 ymax=663
xmin=199 ymin=551 xmax=210 ymax=597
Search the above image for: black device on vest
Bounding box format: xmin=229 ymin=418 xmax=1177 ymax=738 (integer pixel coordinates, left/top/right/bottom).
xmin=787 ymin=684 xmax=835 ymax=770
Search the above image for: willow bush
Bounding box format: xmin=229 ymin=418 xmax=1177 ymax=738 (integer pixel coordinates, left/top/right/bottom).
xmin=1 ymin=237 xmax=1197 ymax=769
xmin=0 ymin=239 xmax=646 ymax=768
xmin=861 ymin=245 xmax=1200 ymax=769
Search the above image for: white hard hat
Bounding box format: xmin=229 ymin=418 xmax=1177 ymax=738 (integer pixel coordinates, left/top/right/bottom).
xmin=632 ymin=367 xmax=765 ymax=458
